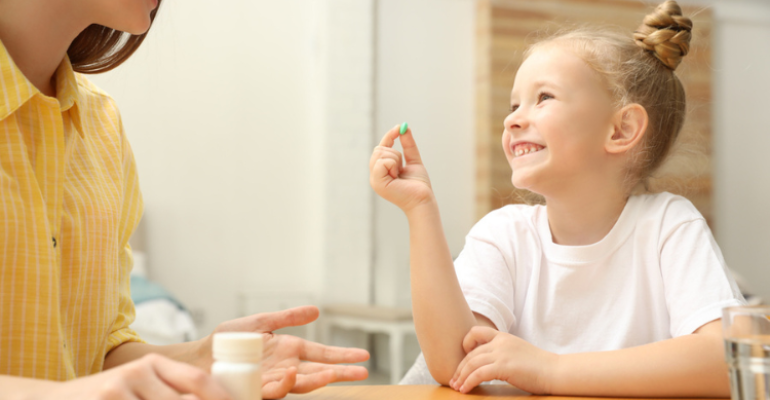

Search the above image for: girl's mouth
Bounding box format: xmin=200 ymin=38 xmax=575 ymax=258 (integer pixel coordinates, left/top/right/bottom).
xmin=512 ymin=143 xmax=545 ymax=158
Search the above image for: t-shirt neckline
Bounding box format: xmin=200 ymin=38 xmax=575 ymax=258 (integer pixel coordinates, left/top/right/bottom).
xmin=538 ymin=196 xmax=641 ymax=264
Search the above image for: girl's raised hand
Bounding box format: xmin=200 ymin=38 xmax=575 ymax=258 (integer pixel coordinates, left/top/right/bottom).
xmin=449 ymin=326 xmax=558 ymax=395
xmin=369 ymin=125 xmax=434 ymax=214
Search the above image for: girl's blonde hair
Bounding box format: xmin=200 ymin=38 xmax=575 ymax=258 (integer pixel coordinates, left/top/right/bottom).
xmin=526 ymin=0 xmax=693 ymax=191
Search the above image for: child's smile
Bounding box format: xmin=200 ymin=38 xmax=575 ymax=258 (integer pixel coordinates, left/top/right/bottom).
xmin=512 ymin=142 xmax=546 ymax=158
xmin=502 ymin=44 xmax=616 ymax=194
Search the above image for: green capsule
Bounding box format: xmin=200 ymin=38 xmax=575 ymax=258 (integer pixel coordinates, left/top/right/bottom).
xmin=399 ymin=122 xmax=408 ymax=135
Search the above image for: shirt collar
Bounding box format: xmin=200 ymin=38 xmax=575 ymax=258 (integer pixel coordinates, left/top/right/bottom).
xmin=0 ymin=38 xmax=37 ymax=121
xmin=54 ymin=53 xmax=85 ymax=135
xmin=0 ymin=38 xmax=85 ymax=135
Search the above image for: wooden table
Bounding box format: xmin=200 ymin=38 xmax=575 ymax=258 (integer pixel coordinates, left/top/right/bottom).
xmin=283 ymin=385 xmax=726 ymax=400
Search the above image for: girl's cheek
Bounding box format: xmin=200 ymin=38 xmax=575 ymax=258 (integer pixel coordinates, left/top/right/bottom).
xmin=502 ymin=131 xmax=514 ymax=157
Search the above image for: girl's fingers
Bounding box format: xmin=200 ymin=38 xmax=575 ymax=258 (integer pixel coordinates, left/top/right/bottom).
xmin=377 ymin=124 xmax=403 ymax=148
xmin=451 ymin=342 xmax=493 ymax=384
xmin=398 ymin=129 xmax=423 ymax=165
xmin=369 ymin=146 xmax=400 ymax=171
xmin=453 ymin=352 xmax=494 ymax=393
xmin=374 ymin=158 xmax=400 ymax=181
xmin=370 ymin=147 xmax=403 ymax=176
xmin=458 ymin=364 xmax=498 ymax=394
xmin=375 ymin=125 xmax=423 ymax=166
xmin=462 ymin=326 xmax=498 ymax=354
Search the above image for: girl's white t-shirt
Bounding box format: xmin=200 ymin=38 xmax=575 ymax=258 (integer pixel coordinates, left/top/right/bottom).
xmin=455 ymin=192 xmax=745 ymax=353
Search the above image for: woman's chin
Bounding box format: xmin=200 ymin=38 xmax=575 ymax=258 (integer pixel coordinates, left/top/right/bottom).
xmin=111 ymin=15 xmax=152 ymax=35
xmin=126 ymin=20 xmax=152 ymax=35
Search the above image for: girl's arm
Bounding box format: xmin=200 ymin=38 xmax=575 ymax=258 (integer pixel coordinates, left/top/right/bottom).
xmin=369 ymin=126 xmax=493 ymax=384
xmin=551 ymin=320 xmax=728 ymax=397
xmin=406 ymin=199 xmax=495 ymax=384
xmin=451 ymin=319 xmax=728 ymax=397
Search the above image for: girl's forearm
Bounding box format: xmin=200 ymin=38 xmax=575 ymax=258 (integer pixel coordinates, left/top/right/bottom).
xmin=406 ymin=199 xmax=478 ymax=384
xmin=550 ymin=331 xmax=729 ymax=397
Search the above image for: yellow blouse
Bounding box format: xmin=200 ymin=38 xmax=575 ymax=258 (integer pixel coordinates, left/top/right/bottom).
xmin=0 ymin=40 xmax=144 ymax=380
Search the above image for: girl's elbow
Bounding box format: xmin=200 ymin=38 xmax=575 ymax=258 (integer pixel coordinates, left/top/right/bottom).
xmin=426 ymin=361 xmax=456 ymax=386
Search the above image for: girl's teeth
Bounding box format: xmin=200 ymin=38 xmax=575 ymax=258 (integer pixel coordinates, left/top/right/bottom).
xmin=514 ymin=146 xmax=543 ymax=157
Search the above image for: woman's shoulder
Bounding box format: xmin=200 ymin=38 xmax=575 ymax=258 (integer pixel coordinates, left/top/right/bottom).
xmin=74 ymin=73 xmax=121 ymax=117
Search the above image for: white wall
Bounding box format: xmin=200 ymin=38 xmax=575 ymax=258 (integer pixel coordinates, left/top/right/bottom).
xmin=91 ymin=0 xmax=325 ymax=335
xmin=370 ymin=0 xmax=476 ymax=373
xmin=709 ymin=0 xmax=770 ymax=300
xmin=373 ymin=0 xmax=476 ymax=308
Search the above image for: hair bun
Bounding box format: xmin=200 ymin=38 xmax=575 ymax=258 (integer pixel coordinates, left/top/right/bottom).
xmin=633 ymin=0 xmax=693 ymax=70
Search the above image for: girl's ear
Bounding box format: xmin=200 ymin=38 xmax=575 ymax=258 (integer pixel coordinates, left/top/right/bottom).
xmin=606 ymin=104 xmax=648 ymax=155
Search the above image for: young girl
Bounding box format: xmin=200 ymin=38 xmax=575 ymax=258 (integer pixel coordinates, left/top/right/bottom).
xmin=370 ymin=1 xmax=743 ymax=396
xmin=0 ymin=0 xmax=367 ymax=398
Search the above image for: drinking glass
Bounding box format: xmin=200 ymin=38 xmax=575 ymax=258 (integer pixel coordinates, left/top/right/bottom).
xmin=723 ymin=306 xmax=770 ymax=400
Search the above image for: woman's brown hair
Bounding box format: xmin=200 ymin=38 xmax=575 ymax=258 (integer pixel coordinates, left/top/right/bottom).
xmin=68 ymin=2 xmax=162 ymax=74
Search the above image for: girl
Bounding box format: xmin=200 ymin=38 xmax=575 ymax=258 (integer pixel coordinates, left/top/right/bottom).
xmin=370 ymin=1 xmax=743 ymax=396
xmin=0 ymin=0 xmax=368 ymax=398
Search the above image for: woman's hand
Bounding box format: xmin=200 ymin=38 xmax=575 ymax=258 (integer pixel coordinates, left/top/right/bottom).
xmin=197 ymin=306 xmax=370 ymax=399
xmin=449 ymin=326 xmax=558 ymax=395
xmin=257 ymin=333 xmax=369 ymax=398
xmin=39 ymin=353 xmax=230 ymax=400
xmin=369 ymin=125 xmax=434 ymax=215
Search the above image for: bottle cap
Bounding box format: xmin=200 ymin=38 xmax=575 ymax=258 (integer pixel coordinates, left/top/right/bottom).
xmin=212 ymin=332 xmax=263 ymax=363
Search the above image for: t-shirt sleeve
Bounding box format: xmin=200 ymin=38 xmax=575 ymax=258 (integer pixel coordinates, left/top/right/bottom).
xmin=660 ymin=218 xmax=746 ymax=337
xmin=454 ymin=210 xmax=517 ymax=333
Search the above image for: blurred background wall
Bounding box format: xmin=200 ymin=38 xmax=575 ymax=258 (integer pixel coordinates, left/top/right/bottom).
xmin=89 ymin=0 xmax=770 ymax=384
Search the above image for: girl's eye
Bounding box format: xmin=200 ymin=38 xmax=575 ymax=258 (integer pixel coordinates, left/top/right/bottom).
xmin=509 ymin=104 xmax=519 ymax=113
xmin=538 ymin=92 xmax=553 ymax=103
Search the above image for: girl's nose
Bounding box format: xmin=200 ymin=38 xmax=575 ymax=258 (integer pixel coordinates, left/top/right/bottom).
xmin=504 ymin=108 xmax=528 ymax=131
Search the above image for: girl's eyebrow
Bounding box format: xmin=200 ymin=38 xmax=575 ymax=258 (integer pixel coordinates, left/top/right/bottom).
xmin=530 ymin=79 xmax=559 ymax=89
xmin=510 ymin=79 xmax=560 ymax=101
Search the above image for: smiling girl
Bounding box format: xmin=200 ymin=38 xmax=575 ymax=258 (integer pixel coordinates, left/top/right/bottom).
xmin=370 ymin=1 xmax=744 ymax=396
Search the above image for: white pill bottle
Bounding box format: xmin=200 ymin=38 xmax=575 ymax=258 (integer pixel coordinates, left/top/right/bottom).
xmin=212 ymin=332 xmax=263 ymax=400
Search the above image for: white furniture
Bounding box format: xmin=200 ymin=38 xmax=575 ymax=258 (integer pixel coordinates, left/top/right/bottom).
xmin=321 ymin=304 xmax=415 ymax=385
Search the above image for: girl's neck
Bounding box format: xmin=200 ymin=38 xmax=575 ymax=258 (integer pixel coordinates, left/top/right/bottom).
xmin=0 ymin=0 xmax=90 ymax=97
xmin=544 ymin=186 xmax=629 ymax=246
